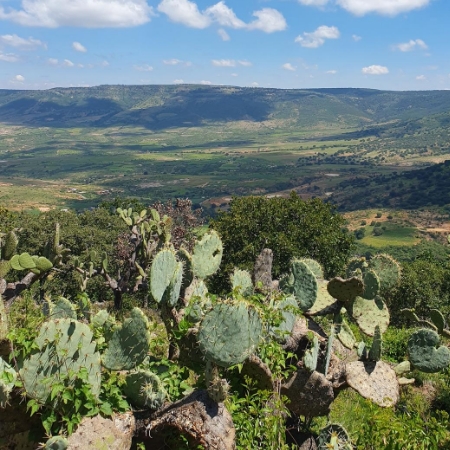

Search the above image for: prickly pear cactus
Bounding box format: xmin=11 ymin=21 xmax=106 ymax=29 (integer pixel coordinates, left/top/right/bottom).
xmin=0 ymin=357 xmax=16 ymax=407
xmin=43 ymin=436 xmax=68 ymax=450
xmin=0 ymin=296 xmax=7 ymax=341
xmin=191 ymin=230 xmax=223 ymax=279
xmin=368 ymin=325 xmax=382 ymax=361
xmin=150 ymin=248 xmax=178 ymax=304
xmin=280 ymin=259 xmax=318 ymax=312
xmin=123 ymin=369 xmax=166 ymax=409
xmin=205 ymin=360 xmax=229 ymax=403
xmin=2 ymin=230 xmax=18 ymax=261
xmin=429 ymin=309 xmax=446 ymax=334
xmin=350 ymin=295 xmax=390 ymax=336
xmin=303 ymin=334 xmax=319 ymax=372
xmin=230 ymin=269 xmax=253 ymax=297
xmin=408 ymin=328 xmax=450 ymax=373
xmin=317 ymin=424 xmax=352 ymax=450
xmin=197 ymin=301 xmax=262 ymax=368
xmin=368 ymin=254 xmax=401 ymax=293
xmin=298 ymin=258 xmax=324 ymax=280
xmin=102 ymin=308 xmax=151 ymax=370
xmin=270 ymin=296 xmax=298 ymax=342
xmin=361 ymin=269 xmax=380 ymax=300
xmin=327 ymin=277 xmax=363 ymax=303
xmin=20 ymin=319 xmax=101 ymax=404
xmin=51 ymin=297 xmax=77 ymax=320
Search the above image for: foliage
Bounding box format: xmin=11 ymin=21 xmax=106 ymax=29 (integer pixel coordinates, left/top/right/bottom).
xmin=210 ymin=192 xmax=354 ymax=292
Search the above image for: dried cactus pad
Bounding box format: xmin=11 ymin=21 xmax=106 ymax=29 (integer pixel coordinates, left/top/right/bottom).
xmin=279 ymin=259 xmax=318 ymax=312
xmin=20 ymin=319 xmax=101 ymax=403
xmin=346 ymin=361 xmax=399 ymax=407
xmin=408 ymin=328 xmax=450 ymax=373
xmin=197 ymin=301 xmax=262 ymax=368
xmin=192 ymin=230 xmax=223 ymax=279
xmin=350 ymin=296 xmax=390 ymax=336
xmin=103 ymin=308 xmax=151 ymax=370
xmin=369 ymin=254 xmax=401 ymax=292
xmin=327 ymin=277 xmax=363 ymax=303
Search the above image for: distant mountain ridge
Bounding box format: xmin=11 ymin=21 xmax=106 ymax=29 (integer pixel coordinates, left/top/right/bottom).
xmin=1 ymin=85 xmax=450 ymax=130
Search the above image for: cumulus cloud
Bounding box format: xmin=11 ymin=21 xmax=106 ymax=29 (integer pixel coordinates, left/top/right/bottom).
xmin=282 ymin=63 xmax=296 ymax=71
xmin=326 ymin=69 xmax=337 ymax=74
xmin=295 ymin=25 xmax=340 ymax=48
xmin=63 ymin=59 xmax=75 ymax=67
xmin=298 ymin=0 xmax=329 ymax=5
xmin=134 ymin=64 xmax=153 ymax=71
xmin=0 ymin=52 xmax=19 ymax=62
xmin=393 ymin=39 xmax=427 ymax=52
xmin=212 ymin=59 xmax=235 ymax=67
xmin=48 ymin=57 xmax=58 ymax=65
xmin=416 ymin=74 xmax=426 ymax=80
xmin=352 ymin=34 xmax=362 ymax=41
xmin=200 ymin=80 xmax=212 ymax=85
xmin=251 ymin=81 xmax=259 ymax=87
xmin=163 ymin=58 xmax=181 ymax=65
xmin=0 ymin=34 xmax=46 ymax=49
xmin=238 ymin=60 xmax=252 ymax=66
xmin=158 ymin=0 xmax=211 ymax=28
xmin=362 ymin=65 xmax=389 ymax=75
xmin=0 ymin=0 xmax=153 ymax=28
xmin=14 ymin=74 xmax=24 ymax=81
xmin=218 ymin=28 xmax=230 ymax=41
xmin=247 ymin=8 xmax=287 ymax=33
xmin=72 ymin=41 xmax=87 ymax=52
xmin=336 ymin=0 xmax=431 ymax=16
xmin=205 ymin=1 xmax=245 ymax=28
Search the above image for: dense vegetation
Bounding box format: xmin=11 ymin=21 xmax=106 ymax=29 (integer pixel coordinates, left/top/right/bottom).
xmin=1 ymin=197 xmax=450 ymax=449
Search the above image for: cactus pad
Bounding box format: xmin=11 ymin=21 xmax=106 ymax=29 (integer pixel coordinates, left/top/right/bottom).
xmin=2 ymin=231 xmax=18 ymax=261
xmin=327 ymin=277 xmax=363 ymax=303
xmin=336 ymin=318 xmax=356 ymax=350
xmin=346 ymin=361 xmax=399 ymax=407
xmin=369 ymin=254 xmax=401 ymax=292
xmin=361 ymin=269 xmax=380 ymax=300
xmin=346 ymin=257 xmax=366 ymax=277
xmin=230 ymin=269 xmax=253 ymax=296
xmin=279 ymin=259 xmax=318 ymax=312
xmin=0 ymin=357 xmax=16 ymax=407
xmin=150 ymin=249 xmax=178 ymax=304
xmin=20 ymin=319 xmax=101 ymax=404
xmin=51 ymin=297 xmax=77 ymax=320
xmin=317 ymin=424 xmax=352 ymax=450
xmin=307 ymin=280 xmax=338 ymax=315
xmin=368 ymin=325 xmax=382 ymax=361
xmin=408 ymin=328 xmax=450 ymax=373
xmin=303 ymin=334 xmax=319 ymax=372
xmin=103 ymin=308 xmax=151 ymax=370
xmin=197 ymin=301 xmax=262 ymax=368
xmin=0 ymin=296 xmax=7 ymax=341
xmin=298 ymin=258 xmax=324 ymax=279
xmin=270 ymin=296 xmax=298 ymax=342
xmin=192 ymin=230 xmax=223 ymax=279
xmin=123 ymin=369 xmax=166 ymax=409
xmin=350 ymin=296 xmax=390 ymax=336
xmin=44 ymin=436 xmax=68 ymax=450
xmin=430 ymin=309 xmax=445 ymax=334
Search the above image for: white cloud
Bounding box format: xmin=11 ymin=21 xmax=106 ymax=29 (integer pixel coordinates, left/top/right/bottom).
xmin=134 ymin=64 xmax=153 ymax=71
xmin=416 ymin=74 xmax=426 ymax=80
xmin=101 ymin=60 xmax=109 ymax=67
xmin=251 ymin=81 xmax=259 ymax=87
xmin=298 ymin=0 xmax=329 ymax=5
xmin=0 ymin=34 xmax=45 ymax=49
xmin=238 ymin=60 xmax=252 ymax=67
xmin=63 ymin=59 xmax=75 ymax=67
xmin=393 ymin=39 xmax=427 ymax=52
xmin=218 ymin=28 xmax=230 ymax=41
xmin=173 ymin=79 xmax=184 ymax=83
xmin=48 ymin=58 xmax=58 ymax=65
xmin=326 ymin=69 xmax=337 ymax=74
xmin=362 ymin=65 xmax=389 ymax=75
xmin=163 ymin=58 xmax=181 ymax=65
xmin=212 ymin=59 xmax=236 ymax=67
xmin=282 ymin=63 xmax=296 ymax=71
xmin=0 ymin=0 xmax=153 ymax=27
xmin=205 ymin=1 xmax=245 ymax=28
xmin=0 ymin=52 xmax=19 ymax=62
xmin=352 ymin=34 xmax=361 ymax=41
xmin=247 ymin=8 xmax=287 ymax=33
xmin=14 ymin=74 xmax=25 ymax=82
xmin=336 ymin=0 xmax=431 ymax=16
xmin=295 ymin=25 xmax=340 ymax=48
xmin=158 ymin=0 xmax=211 ymax=28
xmin=72 ymin=41 xmax=87 ymax=52
xmin=200 ymin=80 xmax=212 ymax=85
xmin=231 ymin=73 xmax=237 ymax=76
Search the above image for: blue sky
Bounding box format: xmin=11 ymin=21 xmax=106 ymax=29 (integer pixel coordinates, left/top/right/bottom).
xmin=0 ymin=0 xmax=448 ymax=91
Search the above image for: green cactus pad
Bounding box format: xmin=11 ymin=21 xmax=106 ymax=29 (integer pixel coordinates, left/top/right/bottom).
xmin=317 ymin=424 xmax=352 ymax=450
xmin=91 ymin=309 xmax=116 ymax=341
xmin=327 ymin=277 xmax=363 ymax=303
xmin=18 ymin=252 xmax=36 ymax=270
xmin=51 ymin=297 xmax=77 ymax=320
xmin=369 ymin=254 xmax=401 ymax=292
xmin=0 ymin=296 xmax=7 ymax=341
xmin=197 ymin=301 xmax=262 ymax=368
xmin=394 ymin=361 xmax=411 ymax=376
xmin=20 ymin=319 xmax=101 ymax=404
xmin=279 ymin=259 xmax=318 ymax=312
xmin=185 ymin=279 xmax=210 ymax=323
xmin=0 ymin=357 xmax=16 ymax=407
xmin=230 ymin=269 xmax=253 ymax=296
xmin=2 ymin=231 xmax=18 ymax=261
xmin=303 ymin=334 xmax=319 ymax=372
xmin=350 ymin=296 xmax=390 ymax=336
xmin=368 ymin=326 xmax=382 ymax=361
xmin=430 ymin=309 xmax=445 ymax=334
xmin=177 ymin=247 xmax=194 ymax=293
xmin=346 ymin=257 xmax=366 ymax=277
xmin=103 ymin=308 xmax=151 ymax=370
xmin=35 ymin=256 xmax=53 ymax=272
xmin=123 ymin=370 xmax=166 ymax=409
xmin=307 ymin=280 xmax=338 ymax=315
xmin=337 ymin=318 xmax=356 ymax=350
xmin=150 ymin=249 xmax=178 ymax=304
xmin=163 ymin=261 xmax=183 ymax=307
xmin=298 ymin=258 xmax=324 ymax=279
xmin=191 ymin=230 xmax=223 ymax=279
xmin=44 ymin=436 xmax=68 ymax=450
xmin=0 ymin=260 xmax=10 ymax=278
xmin=270 ymin=296 xmax=298 ymax=342
xmin=401 ymin=308 xmax=421 ymax=323
xmin=362 ymin=269 xmax=380 ymax=300
xmin=408 ymin=328 xmax=450 ymax=373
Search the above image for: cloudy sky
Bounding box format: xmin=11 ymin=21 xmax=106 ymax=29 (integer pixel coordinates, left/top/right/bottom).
xmin=0 ymin=0 xmax=448 ymax=91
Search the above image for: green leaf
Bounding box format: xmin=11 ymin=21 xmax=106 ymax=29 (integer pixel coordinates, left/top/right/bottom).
xmin=100 ymin=402 xmax=113 ymax=416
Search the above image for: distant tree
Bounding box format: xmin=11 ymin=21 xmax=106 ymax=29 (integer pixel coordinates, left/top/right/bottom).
xmin=354 ymin=228 xmax=366 ymax=240
xmin=372 ymin=227 xmax=384 ymax=236
xmin=210 ymin=192 xmax=354 ymax=292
